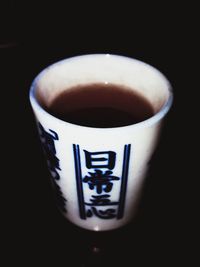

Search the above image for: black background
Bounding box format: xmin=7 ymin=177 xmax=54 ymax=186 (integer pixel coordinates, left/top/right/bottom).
xmin=1 ymin=1 xmax=196 ymax=266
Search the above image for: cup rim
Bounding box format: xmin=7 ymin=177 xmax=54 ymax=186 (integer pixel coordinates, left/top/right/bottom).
xmin=29 ymin=54 xmax=173 ymax=131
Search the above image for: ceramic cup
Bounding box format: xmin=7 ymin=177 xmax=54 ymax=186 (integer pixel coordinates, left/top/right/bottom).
xmin=29 ymin=54 xmax=173 ymax=231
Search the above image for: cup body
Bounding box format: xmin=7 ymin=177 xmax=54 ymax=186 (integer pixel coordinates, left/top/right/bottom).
xmin=29 ymin=54 xmax=173 ymax=231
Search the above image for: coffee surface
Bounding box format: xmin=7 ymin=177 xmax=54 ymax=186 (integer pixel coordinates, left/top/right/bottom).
xmin=46 ymin=83 xmax=154 ymax=128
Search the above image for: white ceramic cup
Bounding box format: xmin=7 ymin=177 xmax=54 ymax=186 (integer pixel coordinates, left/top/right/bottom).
xmin=29 ymin=54 xmax=173 ymax=231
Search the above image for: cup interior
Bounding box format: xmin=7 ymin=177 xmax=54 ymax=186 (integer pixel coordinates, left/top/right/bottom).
xmin=31 ymin=54 xmax=172 ymax=124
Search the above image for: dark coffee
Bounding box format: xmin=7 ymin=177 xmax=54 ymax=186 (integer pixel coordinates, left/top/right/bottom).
xmin=46 ymin=83 xmax=154 ymax=128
